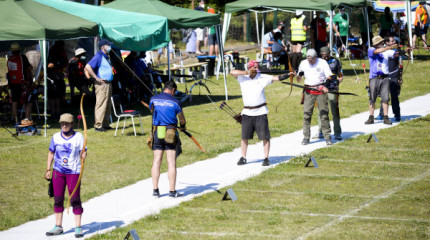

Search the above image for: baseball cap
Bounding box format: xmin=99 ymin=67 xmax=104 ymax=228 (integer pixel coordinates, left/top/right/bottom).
xmin=247 ymin=60 xmax=259 ymax=69
xmin=277 ymin=21 xmax=285 ymax=26
xmin=10 ymin=42 xmax=21 ymax=51
xmin=98 ymin=39 xmax=113 ymax=47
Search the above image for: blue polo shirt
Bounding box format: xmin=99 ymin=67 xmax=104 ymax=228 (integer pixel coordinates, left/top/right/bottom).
xmin=150 ymin=92 xmax=182 ymax=126
xmin=87 ymin=50 xmax=113 ymax=81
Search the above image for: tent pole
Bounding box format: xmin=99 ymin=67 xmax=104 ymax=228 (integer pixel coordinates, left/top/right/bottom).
xmin=261 ymin=13 xmax=265 ymax=62
xmin=42 ymin=40 xmax=47 ymax=137
xmin=168 ymin=40 xmax=171 ymax=81
xmin=255 ymin=12 xmax=260 ymax=46
xmin=221 ymin=13 xmax=231 ymax=49
xmin=365 ymin=7 xmax=370 ymax=50
xmin=216 ymin=24 xmax=228 ymax=101
xmin=329 ymin=10 xmax=333 ymax=55
xmin=406 ymin=1 xmax=413 ymax=64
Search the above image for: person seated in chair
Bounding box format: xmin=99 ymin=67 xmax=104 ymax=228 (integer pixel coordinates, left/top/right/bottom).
xmin=271 ymin=32 xmax=290 ymax=69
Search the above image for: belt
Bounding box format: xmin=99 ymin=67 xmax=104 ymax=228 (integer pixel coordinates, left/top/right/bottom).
xmin=153 ymin=125 xmax=177 ymax=131
xmin=373 ymin=75 xmax=388 ymax=79
xmin=243 ymin=103 xmax=267 ymax=109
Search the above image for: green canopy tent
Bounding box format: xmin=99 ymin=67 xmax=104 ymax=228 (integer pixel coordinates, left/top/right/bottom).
xmin=34 ymin=0 xmax=170 ymax=51
xmin=222 ymin=0 xmax=367 ymax=57
xmin=103 ymin=0 xmax=229 ymax=101
xmin=1 ymin=0 xmax=169 ymax=136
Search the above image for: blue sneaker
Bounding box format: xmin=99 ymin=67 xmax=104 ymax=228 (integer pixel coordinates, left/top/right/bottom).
xmin=376 ymin=115 xmax=383 ymax=120
xmin=46 ymin=226 xmax=63 ymax=236
xmin=75 ymin=227 xmax=83 ymax=238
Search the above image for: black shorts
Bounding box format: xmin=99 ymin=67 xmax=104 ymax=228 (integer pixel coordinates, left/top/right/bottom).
xmin=152 ymin=129 xmax=178 ymax=150
xmin=415 ymin=24 xmax=428 ymax=35
xmin=241 ymin=114 xmax=270 ymax=140
xmin=291 ymin=41 xmax=305 ymax=46
xmin=9 ymin=84 xmax=22 ymax=102
xmin=208 ymin=34 xmax=218 ymax=45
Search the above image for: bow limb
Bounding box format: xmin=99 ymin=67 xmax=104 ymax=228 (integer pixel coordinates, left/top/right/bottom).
xmin=180 ymin=129 xmax=207 ymax=153
xmin=275 ymin=56 xmax=295 ymax=113
xmin=66 ymin=94 xmax=87 ymax=214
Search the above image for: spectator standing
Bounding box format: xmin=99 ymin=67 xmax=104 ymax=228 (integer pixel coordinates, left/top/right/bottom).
xmin=379 ymin=7 xmax=395 ymax=38
xmin=333 ymin=8 xmax=349 ymax=55
xmin=47 ymin=62 xmax=66 ymax=120
xmin=310 ymin=11 xmax=328 ymax=56
xmin=85 ymin=39 xmax=114 ymax=132
xmin=7 ymin=42 xmax=33 ymax=125
xmin=194 ymin=0 xmax=205 ymax=55
xmin=68 ymin=48 xmax=91 ymax=99
xmin=185 ymin=29 xmax=197 ymax=54
xmin=207 ymin=8 xmax=219 ymax=56
xmin=413 ymin=1 xmax=428 ymax=47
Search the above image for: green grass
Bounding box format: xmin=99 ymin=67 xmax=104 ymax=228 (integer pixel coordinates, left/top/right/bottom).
xmin=89 ymin=116 xmax=430 ymax=240
xmin=0 ymin=49 xmax=430 ymax=232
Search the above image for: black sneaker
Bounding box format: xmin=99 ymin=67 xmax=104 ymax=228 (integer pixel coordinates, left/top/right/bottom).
xmin=153 ymin=189 xmax=160 ymax=198
xmin=95 ymin=127 xmax=106 ymax=132
xmin=383 ymin=115 xmax=392 ymax=125
xmin=395 ymin=116 xmax=401 ymax=122
xmin=103 ymin=126 xmax=113 ymax=130
xmin=262 ymin=158 xmax=270 ymax=166
xmin=237 ymin=157 xmax=247 ymax=165
xmin=301 ymin=139 xmax=310 ymax=145
xmin=169 ymin=191 xmax=183 ymax=198
xmin=365 ymin=115 xmax=374 ymax=124
xmin=334 ymin=135 xmax=342 ymax=140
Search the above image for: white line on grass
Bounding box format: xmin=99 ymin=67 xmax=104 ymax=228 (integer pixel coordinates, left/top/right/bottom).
xmin=235 ymin=189 xmax=384 ymax=199
xmin=272 ymin=172 xmax=413 ymax=181
xmin=334 ymin=145 xmax=429 ymax=152
xmin=323 ymin=158 xmax=430 ymax=166
xmin=146 ymin=230 xmax=286 ymax=238
xmin=297 ymin=170 xmax=430 ymax=240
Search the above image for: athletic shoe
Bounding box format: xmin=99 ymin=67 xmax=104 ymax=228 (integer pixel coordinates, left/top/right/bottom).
xmin=312 ymin=132 xmax=324 ymax=139
xmin=326 ymin=139 xmax=333 ymax=145
xmin=237 ymin=157 xmax=247 ymax=165
xmin=395 ymin=116 xmax=401 ymax=122
xmin=376 ymin=115 xmax=383 ymax=120
xmin=383 ymin=116 xmax=392 ymax=125
xmin=46 ymin=226 xmax=63 ymax=236
xmin=75 ymin=227 xmax=83 ymax=238
xmin=103 ymin=126 xmax=113 ymax=130
xmin=262 ymin=158 xmax=270 ymax=166
xmin=153 ymin=189 xmax=160 ymax=198
xmin=169 ymin=191 xmax=183 ymax=198
xmin=301 ymin=139 xmax=310 ymax=145
xmin=95 ymin=127 xmax=106 ymax=132
xmin=365 ymin=115 xmax=374 ymax=124
xmin=334 ymin=135 xmax=342 ymax=140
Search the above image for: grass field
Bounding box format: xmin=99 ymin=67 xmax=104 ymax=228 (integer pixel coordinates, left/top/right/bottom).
xmin=0 ymin=48 xmax=430 ymax=234
xmin=89 ymin=116 xmax=430 ymax=240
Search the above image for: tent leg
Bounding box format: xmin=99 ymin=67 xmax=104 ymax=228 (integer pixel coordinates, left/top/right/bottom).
xmin=41 ymin=40 xmax=48 ymax=137
xmin=216 ymin=24 xmax=228 ymax=101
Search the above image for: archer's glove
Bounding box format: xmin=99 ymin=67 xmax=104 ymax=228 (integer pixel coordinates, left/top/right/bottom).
xmin=279 ymin=74 xmax=289 ymax=81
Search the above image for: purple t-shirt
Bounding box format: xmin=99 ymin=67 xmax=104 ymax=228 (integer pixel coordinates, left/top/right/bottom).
xmin=368 ymin=47 xmax=396 ymax=79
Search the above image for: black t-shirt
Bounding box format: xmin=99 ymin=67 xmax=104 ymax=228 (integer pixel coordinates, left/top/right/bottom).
xmin=388 ymin=56 xmax=399 ymax=79
xmin=326 ymin=57 xmax=342 ymax=90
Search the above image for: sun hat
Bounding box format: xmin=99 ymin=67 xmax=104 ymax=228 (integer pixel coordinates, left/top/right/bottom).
xmin=75 ymin=48 xmax=86 ymax=56
xmin=372 ymin=36 xmax=384 ymax=46
xmin=10 ymin=42 xmax=21 ymax=51
xmin=59 ymin=113 xmax=74 ymax=123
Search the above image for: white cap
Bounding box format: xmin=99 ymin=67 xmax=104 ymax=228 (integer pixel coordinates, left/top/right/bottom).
xmin=296 ymin=10 xmax=303 ymax=15
xmin=75 ymin=48 xmax=86 ymax=56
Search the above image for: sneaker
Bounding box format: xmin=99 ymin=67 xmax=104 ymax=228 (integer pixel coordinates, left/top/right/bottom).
xmin=46 ymin=225 xmax=63 ymax=236
xmin=301 ymin=139 xmax=310 ymax=145
xmin=103 ymin=126 xmax=113 ymax=130
xmin=365 ymin=115 xmax=374 ymax=124
xmin=152 ymin=189 xmax=160 ymax=198
xmin=169 ymin=191 xmax=183 ymax=198
xmin=75 ymin=227 xmax=83 ymax=238
xmin=262 ymin=158 xmax=270 ymax=166
xmin=326 ymin=139 xmax=333 ymax=145
xmin=383 ymin=115 xmax=392 ymax=125
xmin=376 ymin=115 xmax=383 ymax=120
xmin=312 ymin=132 xmax=324 ymax=139
xmin=237 ymin=157 xmax=247 ymax=165
xmin=95 ymin=127 xmax=106 ymax=132
xmin=334 ymin=135 xmax=342 ymax=140
xmin=395 ymin=116 xmax=401 ymax=122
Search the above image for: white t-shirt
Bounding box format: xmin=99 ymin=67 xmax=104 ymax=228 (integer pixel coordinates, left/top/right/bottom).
xmin=298 ymin=58 xmax=333 ymax=86
xmin=237 ymin=73 xmax=273 ymax=116
xmin=49 ymin=132 xmax=85 ymax=174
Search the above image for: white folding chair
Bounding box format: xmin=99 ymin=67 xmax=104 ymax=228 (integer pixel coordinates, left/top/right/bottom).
xmin=111 ymin=96 xmax=143 ymax=136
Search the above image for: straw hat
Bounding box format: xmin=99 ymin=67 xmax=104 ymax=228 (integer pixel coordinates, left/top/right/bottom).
xmin=10 ymin=42 xmax=21 ymax=51
xmin=372 ymin=36 xmax=384 ymax=46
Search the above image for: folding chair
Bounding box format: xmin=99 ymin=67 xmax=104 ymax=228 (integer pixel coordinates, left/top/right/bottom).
xmin=111 ymin=95 xmax=143 ymax=136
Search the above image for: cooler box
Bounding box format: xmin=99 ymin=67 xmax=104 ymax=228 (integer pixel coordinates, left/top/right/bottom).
xmin=197 ymin=55 xmax=216 ymax=76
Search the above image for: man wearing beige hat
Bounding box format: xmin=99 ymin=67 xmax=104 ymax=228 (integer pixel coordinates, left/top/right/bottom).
xmin=7 ymin=42 xmax=33 ymax=125
xmin=365 ymin=35 xmax=398 ymax=125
